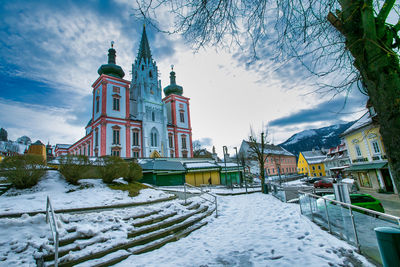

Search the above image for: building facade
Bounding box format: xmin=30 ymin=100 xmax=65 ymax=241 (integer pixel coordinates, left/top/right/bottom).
xmin=297 ymin=150 xmax=326 ymax=177
xmin=66 ymin=26 xmax=193 ymax=158
xmin=239 ymin=140 xmax=297 ymax=177
xmin=341 ymin=108 xmax=397 ymax=193
xmin=324 ymin=143 xmax=351 ymax=177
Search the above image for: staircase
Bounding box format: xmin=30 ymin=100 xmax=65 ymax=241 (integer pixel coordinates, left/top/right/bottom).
xmin=0 ymin=182 xmax=11 ymax=195
xmin=38 ymin=200 xmax=214 ymax=267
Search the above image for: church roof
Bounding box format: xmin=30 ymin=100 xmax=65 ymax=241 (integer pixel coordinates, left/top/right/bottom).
xmin=137 ymin=25 xmax=152 ymax=63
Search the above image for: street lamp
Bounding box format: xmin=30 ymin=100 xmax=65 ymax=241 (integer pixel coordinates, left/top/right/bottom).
xmin=223 ymin=146 xmax=229 ymax=189
xmin=234 ymin=146 xmax=247 ymax=193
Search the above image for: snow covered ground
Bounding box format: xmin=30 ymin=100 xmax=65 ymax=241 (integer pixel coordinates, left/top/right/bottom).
xmin=0 ymin=171 xmax=374 ymax=266
xmin=116 ymin=194 xmax=374 ymax=267
xmin=0 ymin=171 xmax=173 ymax=214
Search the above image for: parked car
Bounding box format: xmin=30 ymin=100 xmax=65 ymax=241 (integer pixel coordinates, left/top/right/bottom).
xmin=314 ymin=179 xmax=333 ymax=188
xmin=306 ymin=177 xmax=322 ymax=184
xmin=317 ymin=193 xmax=384 ymax=214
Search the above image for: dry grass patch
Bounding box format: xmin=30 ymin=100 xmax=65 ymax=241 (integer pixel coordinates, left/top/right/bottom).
xmin=108 ymin=182 xmax=149 ymax=197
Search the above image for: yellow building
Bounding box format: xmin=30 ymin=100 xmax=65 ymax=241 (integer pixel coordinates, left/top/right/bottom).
xmin=27 ymin=140 xmax=47 ymax=162
xmin=342 ymin=110 xmax=397 ymax=193
xmin=184 ymin=162 xmax=221 ymax=186
xmin=297 ymin=150 xmax=326 ymax=177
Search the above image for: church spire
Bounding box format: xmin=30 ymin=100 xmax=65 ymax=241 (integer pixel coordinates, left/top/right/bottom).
xmin=137 ymin=25 xmax=152 ymax=63
xmin=163 ymin=65 xmax=183 ymax=96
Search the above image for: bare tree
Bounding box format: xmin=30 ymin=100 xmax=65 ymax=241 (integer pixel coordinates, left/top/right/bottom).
xmin=247 ymin=127 xmax=269 ymax=192
xmin=135 ymin=0 xmax=400 ymax=194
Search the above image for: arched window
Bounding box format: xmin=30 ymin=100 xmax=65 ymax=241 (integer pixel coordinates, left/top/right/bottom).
xmin=149 ymin=70 xmax=152 ymax=78
xmin=152 ymin=111 xmax=155 ymax=121
xmin=150 ymin=128 xmax=158 ymax=147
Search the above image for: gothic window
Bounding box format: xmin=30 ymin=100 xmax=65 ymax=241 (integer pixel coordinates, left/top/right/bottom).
xmin=112 ymin=128 xmax=120 ymax=145
xmin=96 ymin=96 xmax=100 ymax=113
xmin=179 ymin=110 xmax=185 ymax=123
xmin=132 ymin=130 xmax=139 ymax=146
xmin=149 ymin=70 xmax=152 ymax=78
xmin=168 ymin=134 xmax=174 ymax=148
xmin=152 ymin=111 xmax=155 ymax=121
xmin=113 ymin=95 xmax=120 ymax=111
xmin=181 ymin=135 xmax=187 ymax=149
xmin=141 ymin=65 xmax=144 ymax=71
xmin=150 ymin=128 xmax=158 ymax=147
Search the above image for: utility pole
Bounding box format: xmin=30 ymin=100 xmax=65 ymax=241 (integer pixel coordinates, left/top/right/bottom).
xmin=261 ymin=132 xmax=265 ymax=192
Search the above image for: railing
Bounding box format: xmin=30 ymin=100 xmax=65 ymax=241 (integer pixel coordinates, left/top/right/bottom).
xmin=46 ymin=196 xmax=59 ymax=267
xmin=184 ymin=183 xmax=218 ymax=218
xmin=299 ymin=191 xmax=400 ymax=265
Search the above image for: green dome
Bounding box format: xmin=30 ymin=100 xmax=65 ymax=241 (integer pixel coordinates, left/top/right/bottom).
xmin=98 ymin=45 xmax=125 ymax=79
xmin=163 ymin=70 xmax=183 ymax=96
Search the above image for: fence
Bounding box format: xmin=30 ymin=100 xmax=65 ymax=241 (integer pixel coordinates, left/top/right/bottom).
xmin=184 ymin=183 xmax=218 ymax=217
xmin=267 ymin=182 xmax=312 ymax=203
xmin=299 ymin=191 xmax=400 ymax=265
xmin=46 ymin=196 xmax=59 ymax=267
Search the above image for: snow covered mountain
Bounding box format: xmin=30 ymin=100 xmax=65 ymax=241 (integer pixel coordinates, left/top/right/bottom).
xmin=279 ymin=122 xmax=354 ymax=158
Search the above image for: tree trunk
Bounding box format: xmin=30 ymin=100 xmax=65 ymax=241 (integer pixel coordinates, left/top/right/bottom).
xmin=329 ymin=0 xmax=400 ymax=194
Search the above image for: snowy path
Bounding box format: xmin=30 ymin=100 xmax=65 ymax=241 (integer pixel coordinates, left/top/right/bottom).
xmin=116 ymin=193 xmax=374 ymax=267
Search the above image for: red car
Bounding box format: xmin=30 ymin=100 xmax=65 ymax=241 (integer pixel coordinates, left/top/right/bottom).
xmin=314 ymin=179 xmax=333 ymax=188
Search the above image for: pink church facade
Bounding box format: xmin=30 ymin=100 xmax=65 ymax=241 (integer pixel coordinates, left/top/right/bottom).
xmin=66 ymin=27 xmax=193 ymax=158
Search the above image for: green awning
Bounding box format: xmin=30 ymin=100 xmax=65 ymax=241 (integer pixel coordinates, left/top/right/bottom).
xmin=345 ymin=162 xmax=387 ymax=171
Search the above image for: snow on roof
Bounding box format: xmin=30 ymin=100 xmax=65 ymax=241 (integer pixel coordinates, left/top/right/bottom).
xmin=241 ymin=140 xmax=294 ymax=157
xmin=341 ymin=112 xmax=372 ymax=136
xmin=301 ymin=150 xmax=326 ymax=164
xmin=140 ymin=160 xmax=186 ymax=171
xmin=184 ymin=162 xmax=219 ymax=169
xmin=55 ymin=144 xmax=71 ymax=149
xmin=216 ymin=162 xmax=241 ymax=168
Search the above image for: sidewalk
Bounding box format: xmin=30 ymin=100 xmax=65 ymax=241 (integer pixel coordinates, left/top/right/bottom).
xmin=359 ymin=188 xmax=400 ymax=217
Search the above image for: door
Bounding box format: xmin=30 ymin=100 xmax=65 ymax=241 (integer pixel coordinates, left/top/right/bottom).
xmin=380 ymin=169 xmax=394 ymax=192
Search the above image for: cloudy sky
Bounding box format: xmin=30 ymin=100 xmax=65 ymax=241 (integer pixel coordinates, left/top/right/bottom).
xmin=0 ymin=0 xmax=368 ymax=156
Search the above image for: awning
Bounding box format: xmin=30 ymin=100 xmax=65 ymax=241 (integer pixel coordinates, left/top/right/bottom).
xmin=345 ymin=162 xmax=387 ymax=171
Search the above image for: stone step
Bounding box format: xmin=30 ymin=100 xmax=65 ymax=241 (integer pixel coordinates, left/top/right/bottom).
xmin=132 ymin=211 xmax=178 ymax=228
xmin=73 ymin=210 xmax=212 ymax=267
xmin=127 ymin=206 xmax=208 ymax=239
xmin=123 ymin=209 xmax=160 ymax=221
xmin=51 ymin=206 xmax=210 ymax=267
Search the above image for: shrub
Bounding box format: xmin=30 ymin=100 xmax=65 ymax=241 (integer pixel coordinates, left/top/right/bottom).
xmin=98 ymin=156 xmax=128 ymax=184
xmin=124 ymin=162 xmax=143 ymax=183
xmin=0 ymin=154 xmax=46 ymax=189
xmin=59 ymin=155 xmax=90 ymax=185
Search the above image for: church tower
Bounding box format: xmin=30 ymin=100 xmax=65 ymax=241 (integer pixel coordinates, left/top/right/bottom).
xmin=163 ymin=67 xmax=193 ymax=158
xmin=130 ymin=26 xmax=168 ymax=157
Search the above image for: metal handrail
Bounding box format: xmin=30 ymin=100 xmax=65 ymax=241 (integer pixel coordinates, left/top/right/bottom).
xmin=299 ymin=190 xmax=400 ymax=225
xmin=46 ymin=196 xmax=59 ymax=267
xmin=184 ymin=183 xmax=218 ymax=217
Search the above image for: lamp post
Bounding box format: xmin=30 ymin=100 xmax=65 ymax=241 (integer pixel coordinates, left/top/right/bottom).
xmin=234 ymin=147 xmax=247 ymax=193
xmin=223 ymin=146 xmax=229 ymax=189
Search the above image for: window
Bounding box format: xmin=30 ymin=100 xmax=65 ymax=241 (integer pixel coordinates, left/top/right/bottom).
xmin=319 ymin=173 xmax=322 ymax=176
xmin=132 ymin=130 xmax=139 ymax=146
xmin=152 ymin=111 xmax=155 ymax=121
xmin=272 ymin=168 xmax=275 ymax=173
xmin=87 ymin=143 xmax=90 ymax=156
xmin=112 ymin=86 xmax=120 ymax=93
xmin=372 ymin=141 xmax=380 ymax=154
xmin=182 ymin=151 xmax=188 ymax=158
xmin=180 ymin=111 xmax=185 ymax=123
xmin=181 ymin=135 xmax=187 ymax=149
xmin=149 ymin=71 xmax=152 ymax=78
xmin=84 ymin=146 xmax=86 ymax=156
xmin=113 ymin=97 xmax=120 ymax=111
xmin=312 ymin=166 xmax=315 ymax=171
xmin=111 ymin=149 xmax=120 ymax=156
xmin=113 ymin=129 xmax=120 ymax=145
xmin=96 ymin=97 xmax=100 ymax=113
xmin=267 ymin=169 xmax=270 ymax=174
xmin=170 ymin=151 xmax=174 ymax=158
xmin=168 ymin=134 xmax=174 ymax=148
xmin=132 ymin=150 xmax=139 ymax=158
xmin=95 ymin=130 xmax=99 ymax=147
xmin=355 ymin=145 xmax=362 ymax=157
xmin=151 ymin=132 xmax=158 ymax=147
xmin=318 ymin=165 xmax=321 ymax=170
